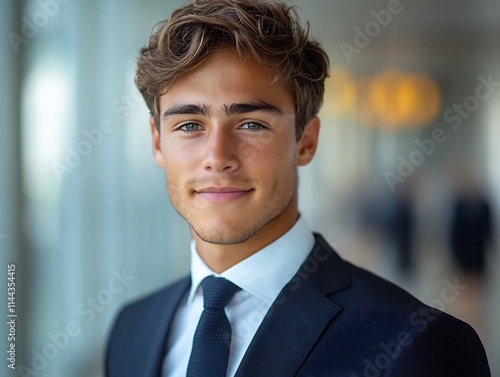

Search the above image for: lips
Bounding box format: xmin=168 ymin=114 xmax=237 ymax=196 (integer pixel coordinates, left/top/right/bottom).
xmin=195 ymin=187 xmax=253 ymax=202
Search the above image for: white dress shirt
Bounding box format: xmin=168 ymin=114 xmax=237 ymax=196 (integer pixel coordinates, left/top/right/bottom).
xmin=162 ymin=216 xmax=315 ymax=377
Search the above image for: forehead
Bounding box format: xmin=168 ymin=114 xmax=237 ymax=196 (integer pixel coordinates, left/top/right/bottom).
xmin=159 ymin=49 xmax=295 ymax=115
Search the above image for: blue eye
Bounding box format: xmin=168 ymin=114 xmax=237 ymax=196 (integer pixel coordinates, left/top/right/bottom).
xmin=178 ymin=123 xmax=203 ymax=133
xmin=240 ymin=122 xmax=265 ymax=131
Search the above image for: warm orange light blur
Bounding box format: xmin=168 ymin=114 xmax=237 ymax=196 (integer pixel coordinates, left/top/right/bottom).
xmin=322 ymin=67 xmax=442 ymax=131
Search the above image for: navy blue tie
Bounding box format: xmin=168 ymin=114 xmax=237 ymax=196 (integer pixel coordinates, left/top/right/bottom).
xmin=187 ymin=276 xmax=241 ymax=377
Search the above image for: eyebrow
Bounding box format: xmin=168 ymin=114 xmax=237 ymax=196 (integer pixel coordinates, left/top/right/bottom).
xmin=161 ymin=101 xmax=284 ymax=121
xmin=162 ymin=104 xmax=210 ymax=120
xmin=223 ymin=101 xmax=284 ymax=117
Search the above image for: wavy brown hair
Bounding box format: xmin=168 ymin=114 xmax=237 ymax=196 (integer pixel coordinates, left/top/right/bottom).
xmin=135 ymin=0 xmax=330 ymax=139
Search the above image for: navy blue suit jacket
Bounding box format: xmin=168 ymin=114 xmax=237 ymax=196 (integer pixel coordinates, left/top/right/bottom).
xmin=106 ymin=234 xmax=490 ymax=376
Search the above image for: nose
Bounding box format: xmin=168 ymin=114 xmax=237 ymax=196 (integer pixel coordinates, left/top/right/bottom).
xmin=202 ymin=127 xmax=240 ymax=173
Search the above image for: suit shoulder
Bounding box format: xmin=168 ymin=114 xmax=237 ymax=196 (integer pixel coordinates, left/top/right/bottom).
xmin=314 ymin=233 xmax=422 ymax=311
xmin=388 ymin=310 xmax=491 ymax=376
xmin=348 ymin=262 xmax=422 ymax=305
xmin=314 ymin=234 xmax=442 ymax=323
xmin=105 ymin=276 xmax=190 ymax=376
xmin=304 ymin=235 xmax=490 ymax=375
xmin=107 ymin=275 xmax=190 ymax=347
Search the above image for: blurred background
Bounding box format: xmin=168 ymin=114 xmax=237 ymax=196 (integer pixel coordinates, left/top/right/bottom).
xmin=1 ymin=0 xmax=499 ymax=376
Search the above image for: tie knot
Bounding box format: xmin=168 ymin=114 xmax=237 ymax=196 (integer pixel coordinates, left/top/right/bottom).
xmin=201 ymin=276 xmax=241 ymax=310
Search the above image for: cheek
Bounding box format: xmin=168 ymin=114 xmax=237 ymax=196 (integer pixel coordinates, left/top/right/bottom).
xmin=240 ymin=132 xmax=296 ymax=163
xmin=161 ymin=138 xmax=191 ymax=172
xmin=252 ymin=141 xmax=297 ymax=186
xmin=266 ymin=137 xmax=297 ymax=164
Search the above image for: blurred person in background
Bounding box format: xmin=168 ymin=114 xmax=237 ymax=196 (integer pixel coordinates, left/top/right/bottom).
xmin=105 ymin=1 xmax=491 ymax=376
xmin=448 ymin=162 xmax=494 ymax=336
xmin=385 ymin=178 xmax=417 ymax=277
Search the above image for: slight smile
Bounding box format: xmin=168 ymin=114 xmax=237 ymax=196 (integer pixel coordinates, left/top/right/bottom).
xmin=195 ymin=187 xmax=254 ymax=202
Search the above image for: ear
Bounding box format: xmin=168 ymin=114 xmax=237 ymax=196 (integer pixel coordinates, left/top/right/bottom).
xmin=150 ymin=116 xmax=165 ymax=168
xmin=297 ymin=116 xmax=320 ymax=166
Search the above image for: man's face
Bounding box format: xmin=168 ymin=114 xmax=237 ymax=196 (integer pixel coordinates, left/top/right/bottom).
xmin=151 ymin=49 xmax=318 ymax=246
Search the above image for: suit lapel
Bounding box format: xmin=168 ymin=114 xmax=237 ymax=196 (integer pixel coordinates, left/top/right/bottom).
xmin=143 ymin=277 xmax=191 ymax=377
xmin=235 ymin=234 xmax=351 ymax=377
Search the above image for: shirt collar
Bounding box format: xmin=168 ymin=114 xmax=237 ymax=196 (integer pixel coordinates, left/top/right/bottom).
xmin=188 ymin=216 xmax=315 ymax=304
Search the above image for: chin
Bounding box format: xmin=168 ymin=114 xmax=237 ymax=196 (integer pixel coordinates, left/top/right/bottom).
xmin=191 ymin=222 xmax=259 ymax=246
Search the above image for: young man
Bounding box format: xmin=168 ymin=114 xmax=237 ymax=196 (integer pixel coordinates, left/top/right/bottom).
xmin=106 ymin=1 xmax=490 ymax=376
